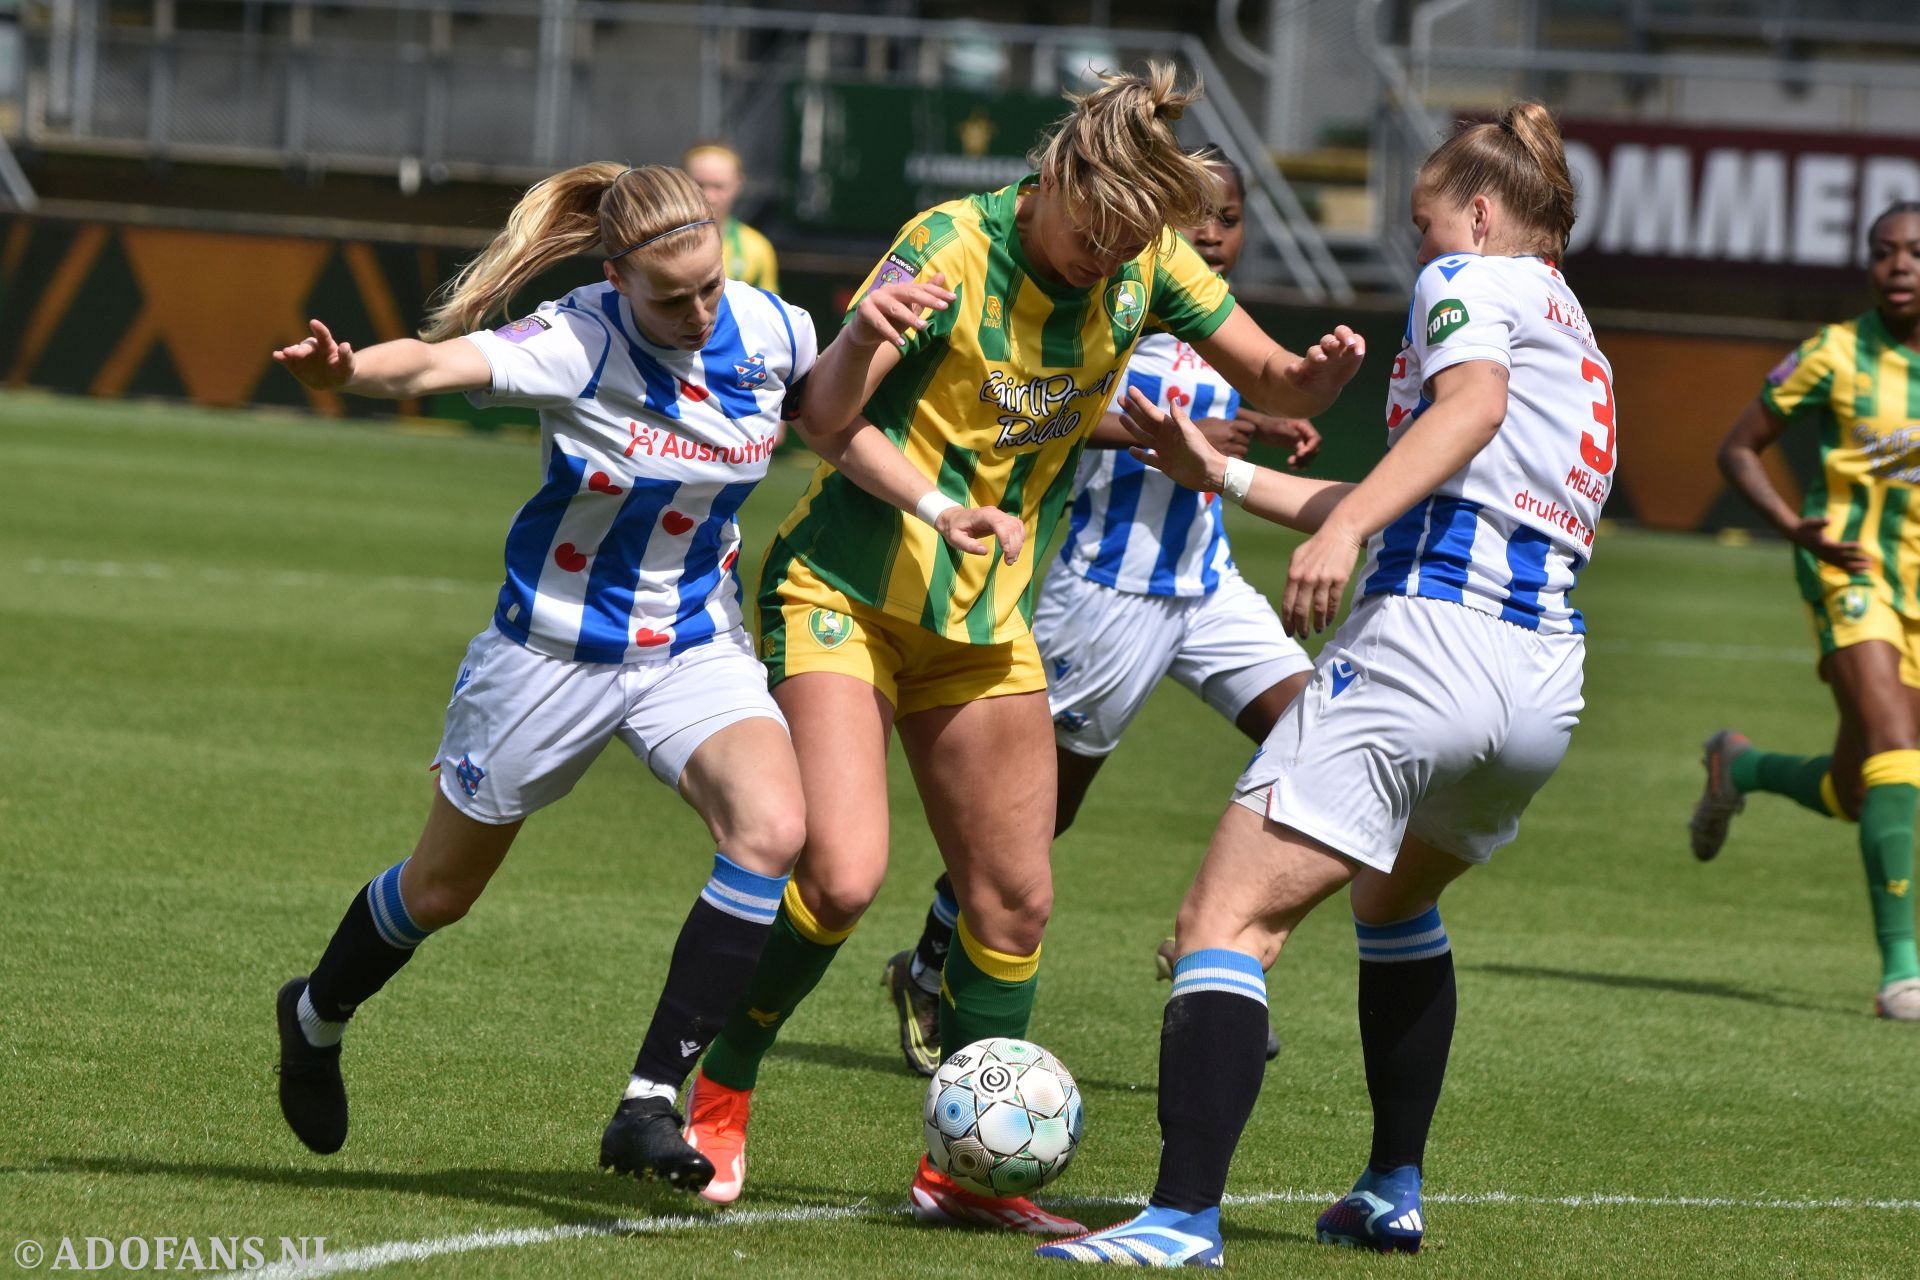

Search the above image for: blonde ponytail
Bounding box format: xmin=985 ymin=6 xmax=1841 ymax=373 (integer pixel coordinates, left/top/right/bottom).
xmin=421 ymin=162 xmax=717 ymax=341
xmin=1419 ymin=101 xmax=1577 ymax=259
xmin=1030 ymin=61 xmax=1217 ymax=258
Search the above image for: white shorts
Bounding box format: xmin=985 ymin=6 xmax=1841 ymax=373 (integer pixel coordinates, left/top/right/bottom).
xmin=1034 ymin=566 xmax=1312 ymax=757
xmin=1233 ymin=595 xmax=1584 ymax=870
xmin=434 ymin=624 xmax=786 ymax=824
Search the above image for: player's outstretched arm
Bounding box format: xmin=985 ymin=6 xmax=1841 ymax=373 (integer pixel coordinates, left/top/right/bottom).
xmin=1191 ymin=308 xmax=1365 ymax=420
xmin=1118 ymin=387 xmax=1347 ymax=530
xmin=1718 ymin=397 xmax=1870 ymax=573
xmin=272 ymin=320 xmax=492 ymax=398
xmin=1282 ymin=358 xmax=1508 ymax=634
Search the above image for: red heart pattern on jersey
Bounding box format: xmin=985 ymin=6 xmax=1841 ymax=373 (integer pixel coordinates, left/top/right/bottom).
xmin=662 ymin=511 xmax=695 ymax=536
xmin=588 ymin=471 xmax=623 ymax=495
xmin=721 ymin=549 xmax=738 ymax=571
xmin=678 ymin=379 xmax=710 ymax=402
xmin=634 ymin=627 xmax=670 ymax=647
xmin=553 ymin=543 xmax=588 ymax=572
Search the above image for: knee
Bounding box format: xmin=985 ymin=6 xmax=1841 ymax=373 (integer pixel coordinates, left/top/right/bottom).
xmin=799 ymin=867 xmax=883 ymax=933
xmin=722 ymin=805 xmax=808 ymax=877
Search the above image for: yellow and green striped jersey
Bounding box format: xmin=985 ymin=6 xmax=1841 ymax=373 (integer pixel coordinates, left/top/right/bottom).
xmin=1763 ymin=309 xmax=1920 ymax=616
xmin=765 ymin=177 xmax=1234 ymax=644
xmin=724 ymin=218 xmax=779 ymax=292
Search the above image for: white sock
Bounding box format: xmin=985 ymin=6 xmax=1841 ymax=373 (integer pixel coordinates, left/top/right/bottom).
xmin=296 ymin=988 xmax=344 ymax=1048
xmin=907 ymin=953 xmax=943 ymax=997
xmin=623 ymin=1074 xmax=678 ymax=1104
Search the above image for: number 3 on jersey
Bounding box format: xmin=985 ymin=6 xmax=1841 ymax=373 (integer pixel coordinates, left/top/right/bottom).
xmin=1579 ymin=357 xmax=1616 ymax=476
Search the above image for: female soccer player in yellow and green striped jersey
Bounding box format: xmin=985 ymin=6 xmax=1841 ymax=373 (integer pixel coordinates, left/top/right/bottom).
xmin=682 ymin=63 xmax=1367 ymax=1226
xmin=1693 ymin=201 xmax=1920 ymax=1022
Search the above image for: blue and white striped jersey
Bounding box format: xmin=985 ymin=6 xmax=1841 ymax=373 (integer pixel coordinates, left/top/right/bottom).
xmin=1359 ymin=254 xmax=1614 ymax=635
xmin=1057 ymin=332 xmax=1244 ymax=597
xmin=464 ymin=279 xmax=816 ymax=663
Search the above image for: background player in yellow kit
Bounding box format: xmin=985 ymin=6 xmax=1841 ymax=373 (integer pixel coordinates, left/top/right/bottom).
xmin=678 ymin=63 xmax=1366 ymax=1227
xmin=1692 ymin=201 xmax=1920 ymax=1022
xmin=683 ymin=142 xmax=780 ymax=292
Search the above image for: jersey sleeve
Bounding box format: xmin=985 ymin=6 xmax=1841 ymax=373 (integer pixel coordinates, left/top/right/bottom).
xmin=1145 ymin=235 xmax=1235 ymax=343
xmin=769 ymin=294 xmax=820 ymax=422
xmin=463 ymin=301 xmax=611 ymax=408
xmin=1759 ymin=327 xmax=1839 ymax=423
xmin=1410 ymin=258 xmax=1516 ymax=383
xmin=847 ymin=209 xmax=972 ymax=355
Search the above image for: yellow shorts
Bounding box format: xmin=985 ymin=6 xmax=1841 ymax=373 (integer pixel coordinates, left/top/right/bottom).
xmin=757 ymin=559 xmax=1046 ymax=717
xmin=1806 ymin=578 xmax=1920 ymax=688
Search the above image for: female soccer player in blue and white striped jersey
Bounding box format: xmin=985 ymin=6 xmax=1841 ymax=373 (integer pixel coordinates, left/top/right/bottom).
xmin=267 ymin=162 xmax=967 ymax=1193
xmin=1040 ymin=102 xmax=1614 ymax=1267
xmin=881 ymin=158 xmax=1321 ymax=1074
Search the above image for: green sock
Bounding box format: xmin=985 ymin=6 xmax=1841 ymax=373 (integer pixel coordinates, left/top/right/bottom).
xmin=701 ymin=904 xmax=845 ymax=1091
xmin=1858 ymin=781 xmax=1920 ymax=985
xmin=1730 ymin=749 xmax=1837 ymax=818
xmin=940 ymin=917 xmax=1040 ymax=1054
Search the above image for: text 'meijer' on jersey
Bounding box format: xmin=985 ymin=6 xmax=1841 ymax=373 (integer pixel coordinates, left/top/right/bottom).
xmin=1058 ymin=332 xmax=1244 ymax=597
xmin=1363 ymin=253 xmax=1615 ymax=635
xmin=464 ymin=279 xmax=818 ymax=663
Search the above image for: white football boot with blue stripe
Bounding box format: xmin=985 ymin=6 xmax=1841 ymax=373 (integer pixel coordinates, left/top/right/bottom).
xmin=1314 ymin=1164 xmax=1424 ymax=1253
xmin=1035 ymin=1204 xmax=1223 ymax=1268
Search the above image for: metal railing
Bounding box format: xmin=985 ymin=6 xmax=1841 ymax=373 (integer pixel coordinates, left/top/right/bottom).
xmin=16 ymin=0 xmax=1354 ymax=299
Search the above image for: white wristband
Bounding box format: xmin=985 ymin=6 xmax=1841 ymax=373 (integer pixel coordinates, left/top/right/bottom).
xmin=914 ymin=490 xmax=962 ymax=528
xmin=1221 ymin=458 xmax=1256 ymax=507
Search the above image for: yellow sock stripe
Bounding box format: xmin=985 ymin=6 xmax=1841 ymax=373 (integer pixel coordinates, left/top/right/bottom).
xmin=955 ymin=914 xmax=1041 ymax=983
xmin=1861 ymin=750 xmax=1920 ymax=789
xmin=781 ymin=879 xmax=857 ymax=946
xmin=1819 ymin=772 xmax=1851 ymax=821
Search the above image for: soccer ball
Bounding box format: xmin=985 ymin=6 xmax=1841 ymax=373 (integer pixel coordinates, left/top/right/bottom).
xmin=924 ymin=1037 xmax=1084 ymax=1197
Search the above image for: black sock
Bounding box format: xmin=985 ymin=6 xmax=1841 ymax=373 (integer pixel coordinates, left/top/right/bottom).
xmin=630 ymin=854 xmax=788 ymax=1092
xmin=912 ymin=873 xmax=960 ymax=980
xmin=1150 ymin=950 xmax=1270 ymax=1213
xmin=1355 ymin=908 xmax=1456 ymax=1174
xmin=305 ymin=859 xmax=433 ymax=1023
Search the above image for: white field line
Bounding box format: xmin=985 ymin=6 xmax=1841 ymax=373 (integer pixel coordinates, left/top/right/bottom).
xmin=211 ymin=1187 xmax=1920 ymax=1280
xmin=19 ymin=557 xmax=480 ymax=596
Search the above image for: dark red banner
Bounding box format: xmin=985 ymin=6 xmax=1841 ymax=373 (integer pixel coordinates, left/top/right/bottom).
xmin=1562 ymin=119 xmax=1920 ymax=271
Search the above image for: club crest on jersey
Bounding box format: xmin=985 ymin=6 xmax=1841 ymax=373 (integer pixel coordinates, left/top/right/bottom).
xmin=807 ymin=607 xmax=854 ymax=650
xmin=1426 ymin=298 xmax=1469 ymax=345
xmin=1839 ymin=586 xmax=1872 ymax=621
xmin=453 ymin=753 xmax=486 ymax=798
xmin=733 ymin=352 xmax=768 ymax=391
xmin=1106 ymin=280 xmax=1145 ymax=334
xmin=493 ymin=314 xmax=551 ymax=345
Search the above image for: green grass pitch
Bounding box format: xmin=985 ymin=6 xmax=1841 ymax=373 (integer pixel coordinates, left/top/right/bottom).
xmin=1 ymin=392 xmax=1915 ymax=1278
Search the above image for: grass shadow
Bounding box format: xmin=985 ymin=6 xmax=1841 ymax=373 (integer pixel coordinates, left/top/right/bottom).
xmin=1470 ymin=963 xmax=1839 ymax=1015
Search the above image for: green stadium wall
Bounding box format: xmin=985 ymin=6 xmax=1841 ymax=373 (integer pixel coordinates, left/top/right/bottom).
xmin=0 ymin=212 xmax=1814 ymax=531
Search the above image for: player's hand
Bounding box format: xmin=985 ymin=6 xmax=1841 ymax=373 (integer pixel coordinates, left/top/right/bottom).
xmin=1282 ymin=326 xmax=1366 ymax=402
xmin=935 ymin=504 xmax=1025 ymax=565
xmin=851 ymin=273 xmax=955 ymax=350
xmin=272 ymin=319 xmax=356 ymax=390
xmin=1788 ymin=515 xmax=1873 ymax=573
xmin=1118 ymin=387 xmax=1226 ymax=493
xmin=1282 ymin=523 xmax=1362 ymax=636
xmin=1265 ymin=417 xmax=1322 ymax=468
xmin=1193 ymin=416 xmax=1254 ymax=459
